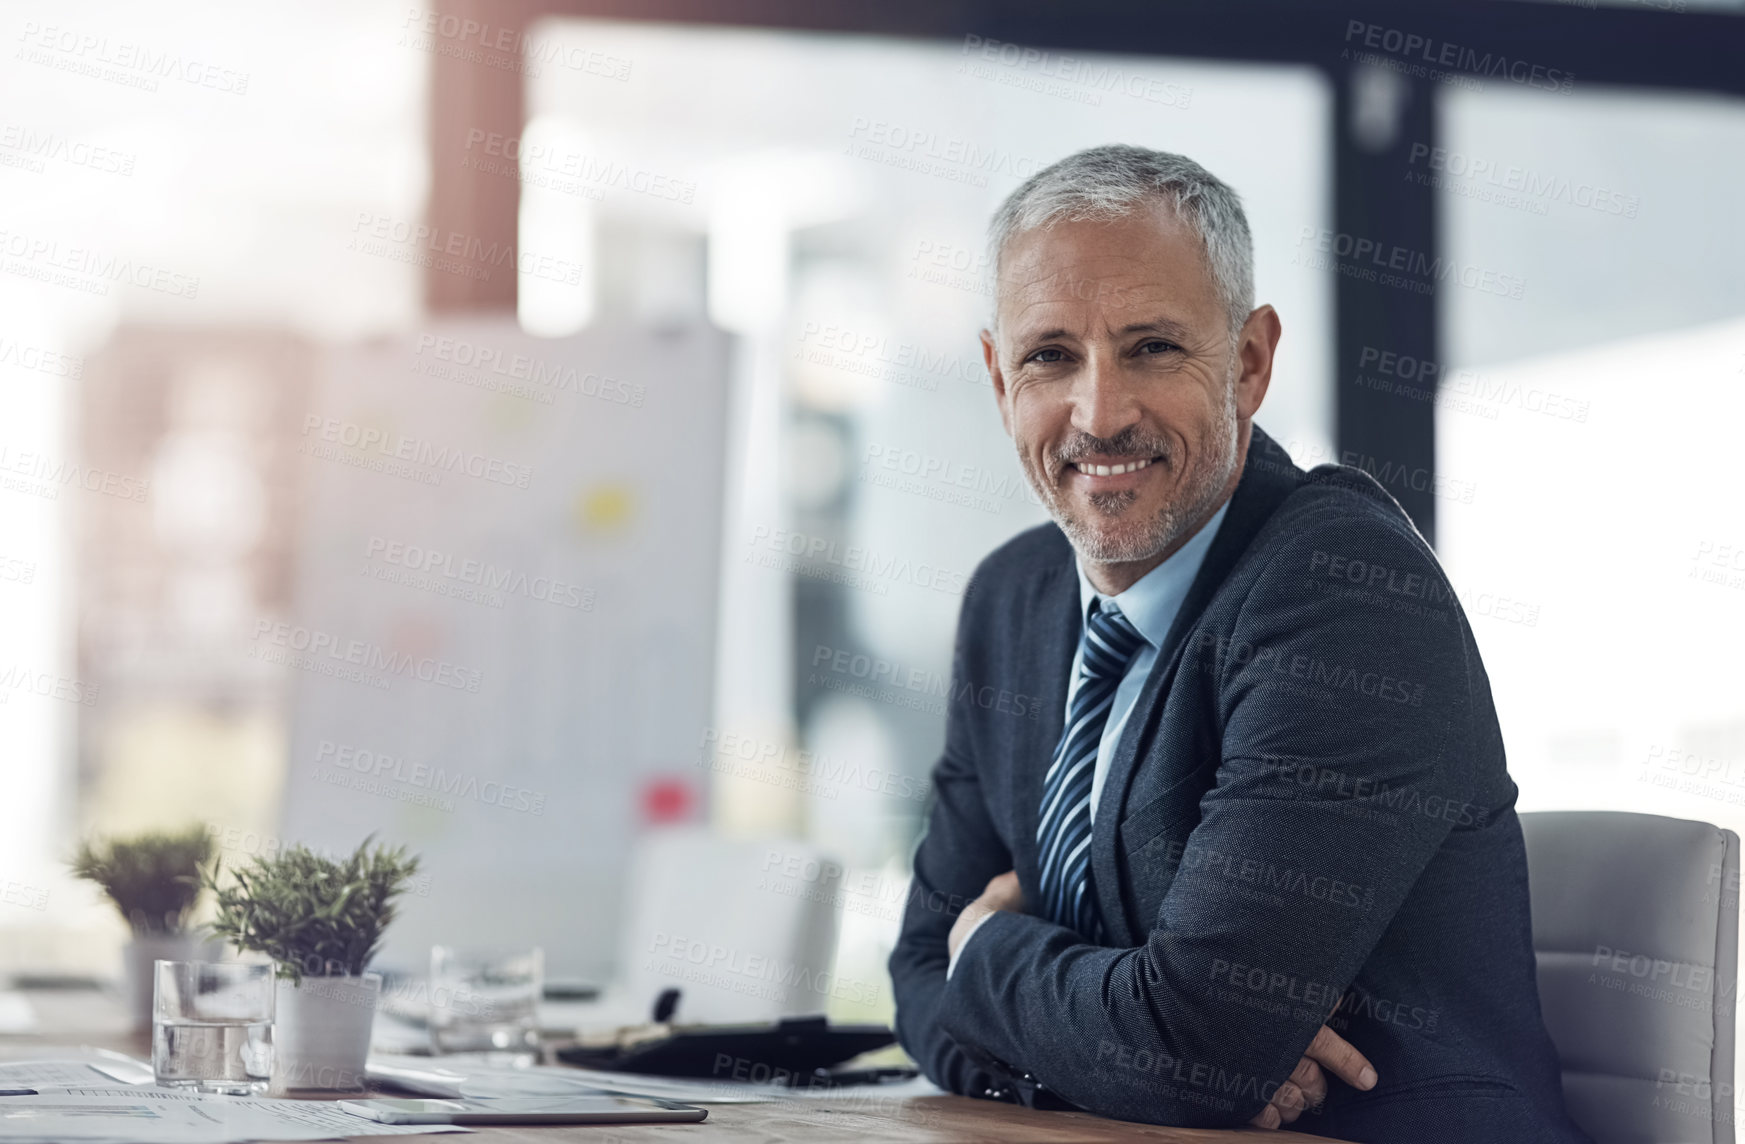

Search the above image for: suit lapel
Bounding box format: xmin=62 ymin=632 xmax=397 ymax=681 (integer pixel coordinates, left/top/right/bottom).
xmin=1014 ymin=545 xmax=1081 ymax=897
xmin=1089 ymin=426 xmax=1304 ymax=945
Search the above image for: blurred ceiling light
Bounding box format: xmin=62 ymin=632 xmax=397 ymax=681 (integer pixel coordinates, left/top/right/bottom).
xmin=707 ymin=150 xmax=869 ymax=334
xmin=518 ymin=114 xmax=597 ymax=338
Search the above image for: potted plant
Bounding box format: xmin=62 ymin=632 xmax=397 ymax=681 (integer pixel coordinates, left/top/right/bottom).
xmin=205 ymin=837 xmax=419 ymax=1093
xmin=70 ymin=825 xmax=218 ymax=1032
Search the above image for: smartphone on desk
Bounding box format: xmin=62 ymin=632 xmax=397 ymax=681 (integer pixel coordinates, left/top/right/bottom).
xmin=337 ymin=1096 xmax=708 ymax=1125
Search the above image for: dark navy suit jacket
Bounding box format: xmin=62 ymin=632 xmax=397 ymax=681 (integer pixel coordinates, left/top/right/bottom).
xmin=889 ymin=426 xmax=1590 ymax=1143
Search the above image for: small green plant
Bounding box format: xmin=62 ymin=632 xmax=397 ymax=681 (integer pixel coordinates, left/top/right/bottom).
xmin=205 ymin=837 xmax=420 ymax=984
xmin=70 ymin=826 xmax=214 ymax=936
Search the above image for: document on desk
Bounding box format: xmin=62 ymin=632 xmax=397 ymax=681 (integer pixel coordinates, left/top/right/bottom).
xmin=0 ymin=1086 xmax=471 ymax=1142
xmin=0 ymin=1059 xmax=155 ymax=1091
xmin=367 ymin=1052 xmax=786 ymax=1104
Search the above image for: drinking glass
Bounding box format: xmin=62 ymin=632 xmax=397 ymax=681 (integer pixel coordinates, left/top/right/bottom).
xmin=152 ymin=960 xmax=274 ymax=1093
xmin=428 ymin=946 xmax=543 ymax=1059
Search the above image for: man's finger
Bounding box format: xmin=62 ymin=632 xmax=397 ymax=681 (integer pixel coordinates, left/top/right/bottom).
xmin=1305 ymin=1024 xmax=1377 ymax=1091
xmin=1248 ymin=1103 xmax=1282 ymax=1130
xmin=1294 ymin=1056 xmax=1328 ymax=1109
xmin=1273 ymin=1081 xmax=1304 ymax=1124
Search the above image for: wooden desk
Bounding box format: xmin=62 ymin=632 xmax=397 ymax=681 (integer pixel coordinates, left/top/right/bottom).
xmin=0 ymin=987 xmax=1350 ymax=1143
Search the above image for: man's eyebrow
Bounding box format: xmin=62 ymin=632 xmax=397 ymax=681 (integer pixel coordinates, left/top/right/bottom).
xmin=1117 ymin=318 xmax=1196 ymax=341
xmin=1013 ymin=318 xmax=1196 ymax=346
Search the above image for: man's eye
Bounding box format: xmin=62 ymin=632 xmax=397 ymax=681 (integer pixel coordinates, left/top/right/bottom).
xmin=1138 ymin=339 xmax=1180 ymax=355
xmin=1026 ymin=348 xmax=1067 ymax=365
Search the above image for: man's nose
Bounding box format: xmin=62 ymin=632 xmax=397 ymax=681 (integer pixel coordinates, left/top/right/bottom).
xmin=1070 ymin=351 xmax=1140 ymax=441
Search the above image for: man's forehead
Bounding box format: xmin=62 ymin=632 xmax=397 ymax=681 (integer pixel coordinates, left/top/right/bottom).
xmin=995 ymin=209 xmax=1215 ymax=330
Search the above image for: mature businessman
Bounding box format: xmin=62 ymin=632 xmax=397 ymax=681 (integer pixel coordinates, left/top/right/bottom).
xmin=888 ymin=145 xmax=1588 ymax=1143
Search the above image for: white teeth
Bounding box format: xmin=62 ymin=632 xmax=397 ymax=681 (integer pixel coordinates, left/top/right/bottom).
xmin=1076 ymin=458 xmax=1153 ymax=476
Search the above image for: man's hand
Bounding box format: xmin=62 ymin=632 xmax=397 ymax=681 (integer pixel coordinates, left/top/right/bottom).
xmin=947 ymin=871 xmax=1023 ymax=961
xmin=1248 ymin=1023 xmax=1378 ymax=1130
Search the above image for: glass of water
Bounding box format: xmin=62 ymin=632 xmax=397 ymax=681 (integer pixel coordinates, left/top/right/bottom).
xmin=429 ymin=946 xmax=543 ymax=1059
xmin=153 ymin=960 xmax=274 ymax=1093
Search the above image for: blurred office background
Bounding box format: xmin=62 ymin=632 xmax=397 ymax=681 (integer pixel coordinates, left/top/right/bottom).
xmin=1 ymin=0 xmax=1742 ymax=1057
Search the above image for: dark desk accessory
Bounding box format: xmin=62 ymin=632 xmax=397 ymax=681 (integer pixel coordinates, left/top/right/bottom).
xmin=555 ymin=1014 xmax=899 ymax=1083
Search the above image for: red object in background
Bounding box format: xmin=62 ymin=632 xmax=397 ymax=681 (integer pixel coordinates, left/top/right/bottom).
xmin=641 ymin=776 xmax=697 ymax=824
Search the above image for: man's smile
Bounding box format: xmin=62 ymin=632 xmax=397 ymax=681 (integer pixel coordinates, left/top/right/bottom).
xmin=1063 ymin=453 xmax=1164 ymax=492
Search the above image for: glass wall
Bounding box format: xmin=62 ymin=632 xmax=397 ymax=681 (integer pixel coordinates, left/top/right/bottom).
xmin=530 ymin=18 xmax=1336 ymax=1019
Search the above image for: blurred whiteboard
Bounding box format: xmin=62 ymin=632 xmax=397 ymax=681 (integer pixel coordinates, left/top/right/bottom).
xmin=277 ymin=317 xmax=729 ymax=980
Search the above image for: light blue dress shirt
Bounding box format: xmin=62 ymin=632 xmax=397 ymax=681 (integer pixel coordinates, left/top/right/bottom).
xmin=1074 ymin=497 xmax=1231 ymax=820
xmin=947 ymin=498 xmax=1231 ymax=975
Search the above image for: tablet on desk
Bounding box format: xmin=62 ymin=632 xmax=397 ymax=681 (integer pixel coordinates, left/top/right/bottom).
xmin=337 ymin=1096 xmax=708 ymax=1125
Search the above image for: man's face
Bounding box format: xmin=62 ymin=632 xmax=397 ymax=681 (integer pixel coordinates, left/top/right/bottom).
xmin=982 ymin=204 xmax=1273 ymax=571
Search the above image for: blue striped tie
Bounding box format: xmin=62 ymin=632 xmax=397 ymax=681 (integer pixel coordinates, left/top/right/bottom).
xmin=1036 ymin=602 xmax=1147 ymax=941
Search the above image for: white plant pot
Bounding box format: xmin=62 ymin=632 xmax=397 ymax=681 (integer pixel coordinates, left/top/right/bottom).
xmin=122 ymin=934 xmax=212 ymax=1033
xmin=272 ymin=974 xmax=381 ymax=1093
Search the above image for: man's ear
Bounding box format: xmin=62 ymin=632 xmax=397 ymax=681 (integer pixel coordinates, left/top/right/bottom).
xmin=980 ymin=327 xmax=1012 ymax=437
xmin=1234 ymin=305 xmax=1281 ymax=423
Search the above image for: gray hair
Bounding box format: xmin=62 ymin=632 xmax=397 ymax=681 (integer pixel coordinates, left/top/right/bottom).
xmin=986 ymin=144 xmax=1254 ymax=339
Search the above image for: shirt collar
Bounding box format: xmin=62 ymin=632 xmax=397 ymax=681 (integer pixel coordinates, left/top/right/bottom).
xmin=1075 ymin=498 xmax=1232 ymax=647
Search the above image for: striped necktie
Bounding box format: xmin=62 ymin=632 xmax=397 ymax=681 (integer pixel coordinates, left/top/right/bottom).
xmin=1036 ymin=601 xmax=1147 ymax=941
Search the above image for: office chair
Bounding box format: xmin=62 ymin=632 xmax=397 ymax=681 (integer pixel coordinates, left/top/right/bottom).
xmin=552 ymin=828 xmax=844 ymax=1033
xmin=1523 ymin=810 xmax=1740 ymax=1144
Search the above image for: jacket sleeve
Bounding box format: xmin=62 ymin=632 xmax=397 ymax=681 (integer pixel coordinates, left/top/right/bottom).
xmin=887 ymin=574 xmax=1018 ymax=1097
xmin=937 ymin=510 xmax=1478 ymax=1126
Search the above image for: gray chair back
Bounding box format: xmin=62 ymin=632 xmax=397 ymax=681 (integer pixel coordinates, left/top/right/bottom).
xmin=1523 ymin=810 xmax=1739 ymax=1144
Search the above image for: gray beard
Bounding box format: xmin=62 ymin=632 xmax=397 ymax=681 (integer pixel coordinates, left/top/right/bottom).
xmin=1025 ymin=385 xmax=1239 ymax=567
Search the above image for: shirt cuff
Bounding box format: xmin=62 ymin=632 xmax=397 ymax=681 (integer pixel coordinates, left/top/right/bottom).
xmin=946 ymin=910 xmax=997 ymax=980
